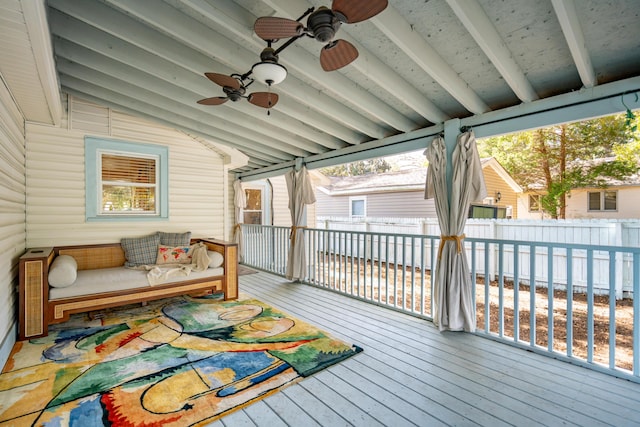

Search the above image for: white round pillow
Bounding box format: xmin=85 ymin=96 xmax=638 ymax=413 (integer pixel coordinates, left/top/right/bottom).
xmin=207 ymin=250 xmax=224 ymax=268
xmin=48 ymin=255 xmax=78 ymax=288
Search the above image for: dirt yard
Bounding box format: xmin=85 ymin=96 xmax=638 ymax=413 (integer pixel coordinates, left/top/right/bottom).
xmin=475 ymin=279 xmax=634 ymax=370
xmin=315 ymin=258 xmax=635 ymax=371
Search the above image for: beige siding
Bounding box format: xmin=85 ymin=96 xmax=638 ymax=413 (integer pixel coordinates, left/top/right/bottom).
xmin=315 ymin=190 xmax=349 ymax=217
xmin=0 ymin=76 xmax=26 ymax=362
xmin=269 ymin=175 xmax=291 ymax=227
xmin=518 ymin=187 xmax=640 ymax=220
xmin=482 ymin=167 xmax=519 ymax=218
xmin=227 ymin=172 xmax=236 ymax=241
xmin=25 ymin=98 xmax=227 ymax=247
xmin=566 ymin=187 xmax=640 ymax=219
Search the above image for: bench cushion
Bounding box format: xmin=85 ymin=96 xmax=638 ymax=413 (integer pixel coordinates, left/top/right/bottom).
xmin=49 ymin=266 xmax=224 ymax=299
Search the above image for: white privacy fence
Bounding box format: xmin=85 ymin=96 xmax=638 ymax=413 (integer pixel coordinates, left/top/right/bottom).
xmin=316 ymin=217 xmax=640 ymax=297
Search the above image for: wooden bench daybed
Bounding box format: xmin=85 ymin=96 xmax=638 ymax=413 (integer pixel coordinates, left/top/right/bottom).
xmin=18 ymin=238 xmax=238 ymax=341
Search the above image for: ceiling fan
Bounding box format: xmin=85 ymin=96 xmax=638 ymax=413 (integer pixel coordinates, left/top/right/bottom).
xmin=197 ymin=72 xmax=279 ymax=110
xmin=254 ymin=0 xmax=388 ymax=71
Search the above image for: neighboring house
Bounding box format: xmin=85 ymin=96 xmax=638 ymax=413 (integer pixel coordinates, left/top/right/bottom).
xmin=238 ymin=171 xmax=329 ymax=227
xmin=315 ymin=158 xmax=523 ymax=220
xmin=518 ymin=159 xmax=640 ymax=219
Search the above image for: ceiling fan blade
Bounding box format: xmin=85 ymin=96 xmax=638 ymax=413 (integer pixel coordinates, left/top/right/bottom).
xmin=332 ymin=0 xmax=388 ymax=23
xmin=204 ymin=73 xmax=241 ymax=89
xmin=254 ymin=17 xmax=303 ymax=40
xmin=320 ymin=39 xmax=359 ymax=71
xmin=197 ymin=97 xmax=229 ymax=106
xmin=248 ymin=92 xmax=279 ymax=109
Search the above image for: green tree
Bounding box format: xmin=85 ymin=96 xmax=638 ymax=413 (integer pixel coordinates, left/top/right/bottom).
xmin=321 ymin=158 xmax=392 ymax=177
xmin=478 ymin=113 xmax=639 ymax=219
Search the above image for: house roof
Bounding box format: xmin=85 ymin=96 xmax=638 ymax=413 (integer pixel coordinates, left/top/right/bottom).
xmin=318 ymin=157 xmax=522 ymax=195
xmin=2 ymin=0 xmax=640 ymax=178
xmin=320 ymin=168 xmax=428 ymax=195
xmin=526 ymin=156 xmax=640 ymax=191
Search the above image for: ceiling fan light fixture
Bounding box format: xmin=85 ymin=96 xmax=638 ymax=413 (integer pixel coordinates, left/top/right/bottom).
xmin=251 ymin=61 xmax=288 ymax=86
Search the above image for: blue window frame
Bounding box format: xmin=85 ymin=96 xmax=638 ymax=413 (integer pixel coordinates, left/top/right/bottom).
xmin=85 ymin=137 xmax=169 ymax=221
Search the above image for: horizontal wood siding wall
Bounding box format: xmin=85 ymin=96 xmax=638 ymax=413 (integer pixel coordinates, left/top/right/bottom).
xmin=482 ymin=167 xmax=518 ymax=217
xmin=269 ymin=175 xmax=290 ymax=227
xmin=227 ymin=172 xmax=235 ymax=241
xmin=25 ymin=96 xmax=226 ymax=247
xmin=566 ymin=187 xmax=640 ymax=219
xmin=316 ymin=190 xmax=436 ymax=219
xmin=315 ymin=190 xmax=349 ymax=217
xmin=0 ymin=76 xmax=26 ymax=361
xmin=366 ymin=191 xmax=436 ymax=218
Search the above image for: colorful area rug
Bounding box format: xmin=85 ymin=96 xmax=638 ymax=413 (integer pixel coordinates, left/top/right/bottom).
xmin=0 ymin=294 xmax=362 ymax=426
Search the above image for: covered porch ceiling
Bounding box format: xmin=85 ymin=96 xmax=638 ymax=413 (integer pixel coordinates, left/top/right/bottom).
xmin=4 ymin=0 xmax=640 ymax=179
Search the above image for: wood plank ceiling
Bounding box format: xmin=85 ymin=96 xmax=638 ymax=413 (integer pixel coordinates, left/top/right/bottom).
xmin=44 ymin=0 xmax=640 ymax=175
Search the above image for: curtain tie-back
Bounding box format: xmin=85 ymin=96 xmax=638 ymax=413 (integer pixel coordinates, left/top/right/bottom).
xmin=290 ymin=226 xmax=307 ymax=242
xmin=233 ymin=223 xmax=243 ymax=233
xmin=437 ymin=234 xmax=466 ymax=259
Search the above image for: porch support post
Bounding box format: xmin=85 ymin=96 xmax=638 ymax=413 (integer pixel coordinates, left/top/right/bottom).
xmin=443 ymin=118 xmax=461 ymax=206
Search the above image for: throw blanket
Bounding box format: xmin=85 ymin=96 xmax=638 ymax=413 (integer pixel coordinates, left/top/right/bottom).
xmin=144 ymin=242 xmax=212 ymax=286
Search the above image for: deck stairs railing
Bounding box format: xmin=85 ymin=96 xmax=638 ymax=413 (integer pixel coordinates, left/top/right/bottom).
xmin=240 ymin=224 xmax=640 ymax=383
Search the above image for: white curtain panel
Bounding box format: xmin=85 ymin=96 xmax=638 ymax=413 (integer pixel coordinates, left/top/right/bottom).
xmin=425 ymin=131 xmax=487 ymax=332
xmin=233 ymin=179 xmax=246 ymax=262
xmin=285 ymin=166 xmax=316 ymax=281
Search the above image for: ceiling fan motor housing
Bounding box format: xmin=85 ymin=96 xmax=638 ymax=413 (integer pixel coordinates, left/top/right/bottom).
xmin=308 ymin=7 xmax=342 ymax=43
xmin=260 ymin=47 xmax=279 ymax=62
xmin=223 ymin=85 xmax=246 ymax=101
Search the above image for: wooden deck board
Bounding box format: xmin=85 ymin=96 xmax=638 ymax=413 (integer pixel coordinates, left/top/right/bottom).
xmin=241 ymin=400 xmax=288 ymax=427
xmin=229 ymin=271 xmax=640 ymax=427
xmin=326 ymin=363 xmax=446 ymax=426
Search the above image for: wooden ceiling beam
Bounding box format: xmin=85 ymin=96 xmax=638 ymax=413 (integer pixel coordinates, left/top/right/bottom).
xmin=371 ymin=4 xmax=490 ymax=114
xmin=551 ymin=0 xmax=597 ymax=88
xmin=446 ymin=0 xmax=539 ymax=103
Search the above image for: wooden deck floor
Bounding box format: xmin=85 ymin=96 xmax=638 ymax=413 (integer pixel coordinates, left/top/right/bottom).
xmin=214 ymin=270 xmax=640 ymax=427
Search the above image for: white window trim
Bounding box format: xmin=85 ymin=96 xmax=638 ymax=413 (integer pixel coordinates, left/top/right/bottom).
xmin=529 ymin=194 xmax=541 ymax=212
xmin=242 ymin=183 xmax=267 ymax=225
xmin=98 ymin=150 xmax=160 ymax=216
xmin=349 ymin=196 xmax=367 ymax=218
xmin=588 ymin=190 xmax=618 ymax=212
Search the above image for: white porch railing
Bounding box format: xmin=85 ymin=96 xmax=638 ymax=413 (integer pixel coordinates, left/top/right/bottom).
xmin=240 ymin=224 xmax=640 ymax=383
xmin=317 ymin=217 xmax=640 ymax=298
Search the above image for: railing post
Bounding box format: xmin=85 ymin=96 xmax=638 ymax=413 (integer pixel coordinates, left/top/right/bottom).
xmin=365 ymin=220 xmax=371 ymax=299
xmin=615 ymin=222 xmax=624 ymax=299
xmin=490 ymin=219 xmax=497 ymax=281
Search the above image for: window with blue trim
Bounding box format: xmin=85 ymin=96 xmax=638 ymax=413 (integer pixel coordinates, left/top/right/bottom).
xmin=85 ymin=137 xmax=168 ymax=221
